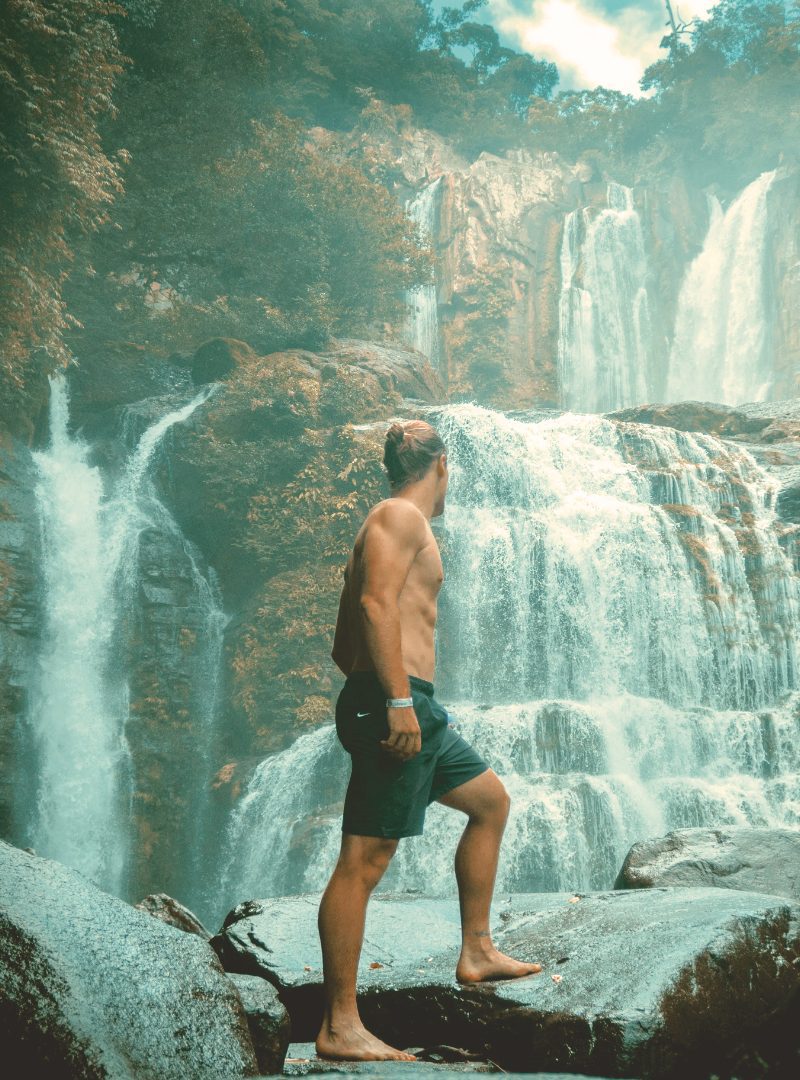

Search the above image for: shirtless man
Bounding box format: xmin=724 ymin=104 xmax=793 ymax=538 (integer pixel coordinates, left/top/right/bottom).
xmin=315 ymin=419 xmax=542 ymax=1063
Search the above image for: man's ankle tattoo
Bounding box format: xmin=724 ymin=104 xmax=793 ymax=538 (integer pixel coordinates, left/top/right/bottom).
xmin=472 ymin=928 xmax=491 ymax=938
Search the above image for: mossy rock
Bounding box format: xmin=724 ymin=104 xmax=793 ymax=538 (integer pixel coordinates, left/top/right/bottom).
xmin=190 ymin=338 xmax=260 ymax=385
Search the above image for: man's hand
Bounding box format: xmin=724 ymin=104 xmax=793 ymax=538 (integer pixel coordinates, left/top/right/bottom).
xmin=380 ymin=706 xmax=422 ymax=761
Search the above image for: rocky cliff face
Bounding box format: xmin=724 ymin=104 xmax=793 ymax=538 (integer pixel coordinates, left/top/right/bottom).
xmin=0 ymin=432 xmax=41 ymax=841
xmin=347 ymin=117 xmax=797 ymax=410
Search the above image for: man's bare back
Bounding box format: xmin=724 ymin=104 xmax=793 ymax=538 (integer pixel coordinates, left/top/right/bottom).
xmin=331 ymin=497 xmax=444 ymax=686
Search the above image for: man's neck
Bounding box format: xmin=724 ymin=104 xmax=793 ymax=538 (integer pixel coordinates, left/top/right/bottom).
xmin=391 ymin=484 xmax=435 ymax=520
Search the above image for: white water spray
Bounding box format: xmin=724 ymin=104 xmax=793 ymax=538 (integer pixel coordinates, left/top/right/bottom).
xmin=220 ymin=403 xmax=800 ymax=905
xmin=24 ymin=373 xmax=217 ymax=892
xmin=404 ymin=176 xmax=442 ymax=366
xmin=558 ymin=182 xmax=653 ymax=412
xmin=667 ymin=169 xmax=777 ymax=405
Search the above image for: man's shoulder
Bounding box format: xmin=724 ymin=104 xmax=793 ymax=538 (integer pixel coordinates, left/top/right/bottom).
xmin=364 ymin=498 xmax=429 ymax=538
xmin=369 ymin=497 xmax=427 ymax=524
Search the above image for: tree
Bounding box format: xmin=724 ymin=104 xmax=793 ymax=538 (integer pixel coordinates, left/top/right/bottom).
xmin=636 ymin=0 xmax=799 ymax=186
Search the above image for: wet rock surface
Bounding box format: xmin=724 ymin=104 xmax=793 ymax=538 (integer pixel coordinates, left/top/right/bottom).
xmin=615 ymin=826 xmax=800 ymax=900
xmin=0 ymin=432 xmax=41 ymax=840
xmin=605 ymin=399 xmax=800 ymax=443
xmin=606 ymin=398 xmax=800 ymax=554
xmin=0 ymin=840 xmax=259 ymax=1079
xmin=281 ymin=1041 xmax=609 ymax=1078
xmin=213 ymin=889 xmax=800 ymax=1079
xmin=187 ymin=336 xmax=444 ymax=406
xmin=135 ymin=892 xmax=212 ymax=938
xmin=228 ymin=973 xmax=291 ymax=1075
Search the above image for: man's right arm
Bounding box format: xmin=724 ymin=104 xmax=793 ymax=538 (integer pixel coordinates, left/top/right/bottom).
xmin=358 ymin=502 xmax=427 ymax=760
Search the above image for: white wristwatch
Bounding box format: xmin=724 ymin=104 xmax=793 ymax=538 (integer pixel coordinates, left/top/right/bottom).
xmin=386 ymin=696 xmax=414 ymax=708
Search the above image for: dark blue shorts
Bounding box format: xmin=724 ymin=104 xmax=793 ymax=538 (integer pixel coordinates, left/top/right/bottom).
xmin=335 ymin=670 xmax=490 ymax=839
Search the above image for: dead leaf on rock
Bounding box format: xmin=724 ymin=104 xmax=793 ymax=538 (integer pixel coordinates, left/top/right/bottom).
xmin=369 ymin=961 xmax=383 ymax=969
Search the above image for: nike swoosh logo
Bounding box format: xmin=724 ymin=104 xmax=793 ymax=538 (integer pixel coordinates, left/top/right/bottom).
xmin=356 ymin=711 xmax=371 ymax=718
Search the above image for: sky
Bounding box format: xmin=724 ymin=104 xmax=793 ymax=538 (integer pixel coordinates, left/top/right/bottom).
xmin=443 ymin=0 xmax=719 ymax=96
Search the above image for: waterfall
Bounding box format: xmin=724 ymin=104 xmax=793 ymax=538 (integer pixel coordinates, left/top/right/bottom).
xmin=404 ymin=176 xmax=442 ymax=365
xmin=666 ymin=169 xmax=777 ymax=405
xmin=21 ymin=372 xmax=219 ymax=895
xmin=218 ymin=403 xmax=800 ymax=909
xmin=558 ymin=182 xmax=653 ymax=413
xmin=119 ymin=402 xmax=231 ymax=920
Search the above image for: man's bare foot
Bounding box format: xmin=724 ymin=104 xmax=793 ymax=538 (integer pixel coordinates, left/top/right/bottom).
xmin=316 ymin=1020 xmax=417 ymax=1061
xmin=456 ymin=945 xmax=543 ymax=984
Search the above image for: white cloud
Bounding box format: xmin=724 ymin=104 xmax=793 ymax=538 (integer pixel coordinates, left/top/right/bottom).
xmin=488 ymin=0 xmax=718 ymax=96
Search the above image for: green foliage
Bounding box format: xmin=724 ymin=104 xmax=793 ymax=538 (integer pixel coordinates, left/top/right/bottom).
xmin=63 ymin=1 xmax=435 ymax=364
xmin=72 ymin=105 xmax=432 ymax=358
xmin=2 ymin=0 xmax=559 ymax=426
xmin=5 ymin=0 xmax=798 ymax=440
xmin=0 ymin=0 xmax=128 ymax=427
xmin=228 ymin=417 xmax=388 ymax=750
xmin=230 ymin=0 xmax=556 ymax=137
xmin=210 ymin=114 xmax=432 ymax=339
xmin=520 ymin=0 xmax=800 ymax=192
xmin=631 ymin=0 xmax=800 ymax=187
xmin=526 ymin=87 xmax=637 ymax=170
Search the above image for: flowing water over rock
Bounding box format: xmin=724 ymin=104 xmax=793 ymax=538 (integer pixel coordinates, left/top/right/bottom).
xmin=666 ymin=168 xmax=777 ymax=405
xmin=220 ymin=403 xmax=800 ymax=911
xmin=17 ymin=373 xmax=223 ymax=898
xmin=404 ymin=176 xmax=442 ymax=366
xmin=557 ymin=182 xmax=653 ymax=413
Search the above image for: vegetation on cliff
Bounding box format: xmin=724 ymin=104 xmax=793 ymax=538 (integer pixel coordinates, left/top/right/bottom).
xmin=0 ymin=0 xmax=128 ymax=430
xmin=4 ymin=1 xmax=796 ymax=434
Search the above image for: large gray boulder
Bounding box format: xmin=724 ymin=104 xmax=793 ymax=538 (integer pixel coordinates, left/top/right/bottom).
xmin=212 ymin=889 xmax=800 ymax=1078
xmin=615 ymin=827 xmax=800 ymax=900
xmin=0 ymin=841 xmax=259 ymax=1079
xmin=227 ymin=973 xmax=291 ymax=1074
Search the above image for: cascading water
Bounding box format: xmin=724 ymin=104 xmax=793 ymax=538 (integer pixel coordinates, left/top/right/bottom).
xmin=404 ymin=176 xmax=442 ymax=366
xmin=19 ymin=372 xmax=220 ymax=896
xmin=219 ymin=403 xmax=800 ymax=912
xmin=666 ymin=169 xmax=777 ymax=405
xmin=558 ymin=182 xmax=653 ymax=413
xmin=119 ymin=400 xmax=231 ymax=919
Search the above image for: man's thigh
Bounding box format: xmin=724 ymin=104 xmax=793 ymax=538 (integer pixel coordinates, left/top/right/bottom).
xmin=338 ymin=687 xmax=447 ymax=838
xmin=427 ymin=720 xmax=491 ymax=806
xmin=435 ymin=766 xmax=507 ymax=817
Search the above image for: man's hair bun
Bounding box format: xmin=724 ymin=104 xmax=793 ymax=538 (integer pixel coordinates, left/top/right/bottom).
xmin=382 ymin=419 xmax=446 ymax=490
xmin=385 ymin=422 xmax=406 ymax=448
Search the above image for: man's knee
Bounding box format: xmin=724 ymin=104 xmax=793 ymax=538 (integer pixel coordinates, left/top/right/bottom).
xmin=338 ymin=834 xmax=398 ymax=888
xmin=490 ymin=779 xmax=511 ymax=822
xmin=439 ymin=768 xmax=510 ymax=824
